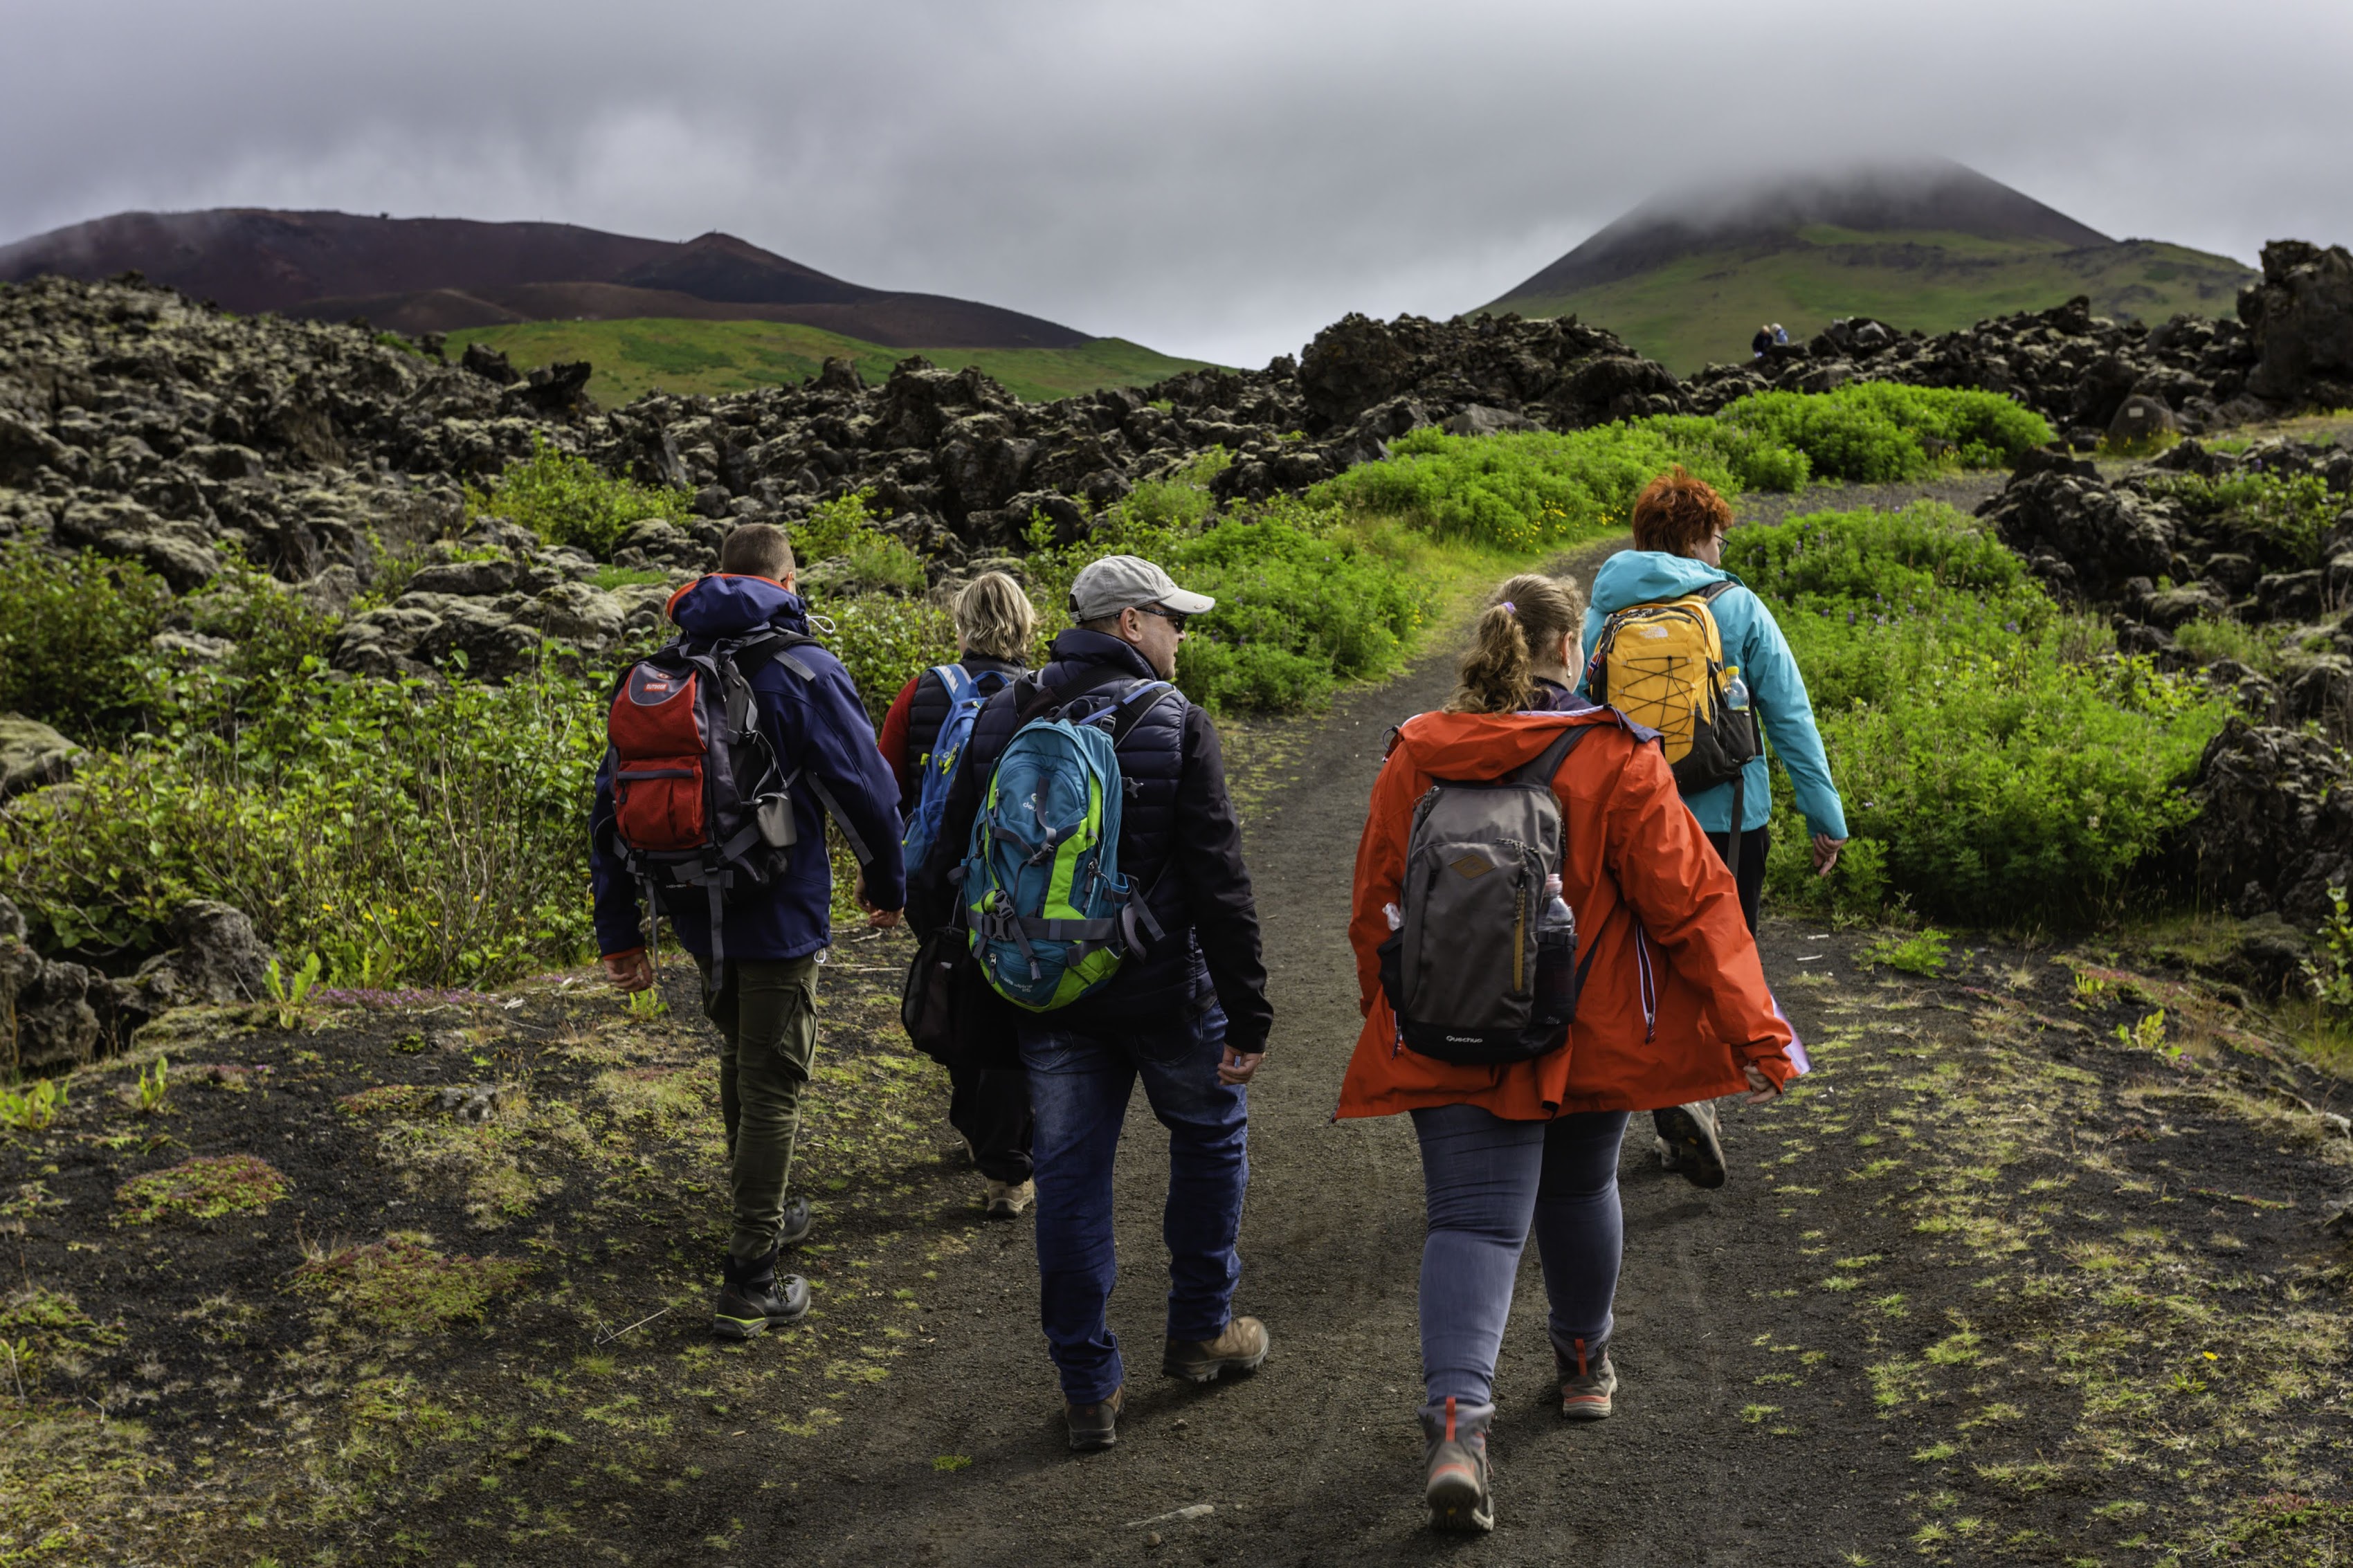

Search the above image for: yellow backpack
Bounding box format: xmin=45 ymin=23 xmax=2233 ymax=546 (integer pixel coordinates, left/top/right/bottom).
xmin=1585 ymin=580 xmax=1762 ymax=857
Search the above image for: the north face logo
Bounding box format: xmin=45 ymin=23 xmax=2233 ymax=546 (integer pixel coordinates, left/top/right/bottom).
xmin=1451 ymin=855 xmax=1491 ymax=879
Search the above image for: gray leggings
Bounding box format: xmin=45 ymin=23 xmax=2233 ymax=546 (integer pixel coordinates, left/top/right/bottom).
xmin=1410 ymin=1103 xmax=1631 ymax=1407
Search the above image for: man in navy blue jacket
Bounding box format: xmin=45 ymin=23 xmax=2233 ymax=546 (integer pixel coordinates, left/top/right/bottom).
xmin=591 ymin=523 xmax=905 ymax=1340
xmin=920 ymin=554 xmax=1273 ymax=1451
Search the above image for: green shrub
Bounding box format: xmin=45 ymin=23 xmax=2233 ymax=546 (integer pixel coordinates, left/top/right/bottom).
xmin=2140 ymin=469 xmax=2338 ymax=566
xmin=1715 ymin=385 xmax=2052 ymax=483
xmin=3 ymin=662 xmax=608 ymax=982
xmin=790 ymin=489 xmax=928 ymax=595
xmin=821 ymin=595 xmax=957 ymax=724
xmin=0 ymin=543 xmax=173 ymax=736
xmin=2172 ymin=616 xmax=2281 ymax=674
xmin=1730 ymin=504 xmax=2233 ymax=925
xmin=1311 ymin=423 xmax=1745 ymax=551
xmin=1859 ymin=928 xmax=1952 ymax=976
xmin=467 ymin=437 xmax=693 ymax=559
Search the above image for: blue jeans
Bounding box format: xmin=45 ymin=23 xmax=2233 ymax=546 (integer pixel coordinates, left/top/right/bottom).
xmin=1410 ymin=1104 xmax=1630 ymax=1408
xmin=1019 ymin=1005 xmax=1247 ymax=1403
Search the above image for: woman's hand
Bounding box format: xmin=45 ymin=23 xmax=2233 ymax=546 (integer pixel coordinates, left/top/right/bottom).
xmin=1740 ymin=1063 xmax=1781 ymax=1105
xmin=1811 ymin=834 xmax=1847 ymax=877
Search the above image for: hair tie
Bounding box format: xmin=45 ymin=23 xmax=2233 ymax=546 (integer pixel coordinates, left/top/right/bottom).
xmin=1500 ymin=601 xmax=1516 ymax=614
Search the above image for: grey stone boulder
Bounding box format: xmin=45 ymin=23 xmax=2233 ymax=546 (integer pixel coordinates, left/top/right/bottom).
xmin=2255 ymin=569 xmax=2324 ymax=622
xmin=2202 ymin=553 xmax=2262 ymax=596
xmin=2141 ymin=583 xmax=2230 ymax=632
xmin=1 ymin=948 xmax=100 ymax=1075
xmin=2108 ymin=394 xmax=2179 ymax=442
xmin=1442 ymin=404 xmax=1539 ymax=438
xmin=0 ymin=715 xmax=83 ymax=799
xmin=1978 ymin=471 xmax=2174 ymax=603
xmin=406 ymin=557 xmax=519 ymax=596
xmin=2242 ymin=239 xmax=2353 ymax=405
xmin=2187 ymin=717 xmax=2353 ymax=922
xmin=131 ymin=899 xmax=273 ymax=1006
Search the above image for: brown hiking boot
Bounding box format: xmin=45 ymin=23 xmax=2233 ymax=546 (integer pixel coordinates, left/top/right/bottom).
xmin=984 ymin=1178 xmax=1034 ymax=1220
xmin=1555 ymin=1334 xmax=1617 ymax=1421
xmin=1162 ymin=1316 xmax=1271 ymax=1383
xmin=1064 ymin=1385 xmax=1125 ymax=1450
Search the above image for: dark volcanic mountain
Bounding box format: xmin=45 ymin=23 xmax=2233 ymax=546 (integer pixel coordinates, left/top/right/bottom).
xmin=1482 ymin=159 xmax=2254 ymax=372
xmin=0 ymin=209 xmax=1091 ymax=349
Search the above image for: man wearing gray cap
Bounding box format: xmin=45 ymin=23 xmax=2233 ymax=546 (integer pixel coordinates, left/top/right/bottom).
xmin=921 ymin=553 xmax=1273 ymax=1450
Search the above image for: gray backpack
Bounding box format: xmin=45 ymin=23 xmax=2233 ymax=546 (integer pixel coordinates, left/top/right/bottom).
xmin=1377 ymin=721 xmax=1593 ymax=1064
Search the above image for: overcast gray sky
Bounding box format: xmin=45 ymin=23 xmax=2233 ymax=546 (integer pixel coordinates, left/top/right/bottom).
xmin=6 ymin=0 xmax=2350 ymax=365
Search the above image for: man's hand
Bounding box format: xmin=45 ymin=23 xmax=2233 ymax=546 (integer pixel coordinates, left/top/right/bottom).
xmin=853 ymin=868 xmax=902 ymax=930
xmin=1217 ymin=1047 xmax=1265 ymax=1086
xmin=1812 ymin=833 xmax=1848 ymax=877
xmin=602 ymin=949 xmax=654 ymax=992
xmin=1739 ymin=1062 xmax=1781 ymax=1105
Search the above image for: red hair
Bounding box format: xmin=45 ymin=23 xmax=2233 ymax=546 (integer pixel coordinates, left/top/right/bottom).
xmin=1630 ymin=467 xmax=1734 ymax=557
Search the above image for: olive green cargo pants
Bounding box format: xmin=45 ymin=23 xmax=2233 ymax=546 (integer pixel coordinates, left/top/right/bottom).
xmin=696 ymin=954 xmax=819 ymax=1262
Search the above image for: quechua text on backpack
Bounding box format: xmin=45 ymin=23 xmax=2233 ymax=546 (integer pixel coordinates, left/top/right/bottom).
xmin=959 ymin=673 xmax=1180 ymax=1012
xmin=603 ymin=627 xmax=837 ymax=988
xmin=1378 ymin=720 xmax=1593 ymax=1065
xmin=900 ymin=663 xmax=1012 ymax=875
xmin=1582 ymin=578 xmax=1762 ymax=873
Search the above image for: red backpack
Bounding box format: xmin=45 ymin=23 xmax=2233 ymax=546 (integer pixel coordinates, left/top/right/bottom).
xmin=606 ymin=627 xmax=824 ymax=985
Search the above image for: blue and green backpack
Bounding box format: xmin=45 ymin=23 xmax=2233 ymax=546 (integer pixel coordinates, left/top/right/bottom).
xmin=959 ymin=675 xmax=1179 ymax=1012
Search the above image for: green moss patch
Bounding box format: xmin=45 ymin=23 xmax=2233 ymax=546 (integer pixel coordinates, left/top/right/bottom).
xmin=113 ymin=1154 xmax=287 ymax=1224
xmin=289 ymin=1235 xmax=530 ymax=1328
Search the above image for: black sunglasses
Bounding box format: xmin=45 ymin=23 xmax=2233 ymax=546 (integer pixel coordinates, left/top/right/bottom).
xmin=1134 ymin=605 xmax=1190 ymax=633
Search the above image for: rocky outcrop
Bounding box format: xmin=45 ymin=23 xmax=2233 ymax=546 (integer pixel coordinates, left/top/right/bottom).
xmin=2240 ymin=241 xmax=2353 ymax=408
xmin=2186 ymin=720 xmax=2353 ymax=927
xmin=0 ymin=893 xmax=277 ymax=1073
xmin=0 ymin=714 xmax=81 ymax=799
xmin=1977 ymin=457 xmax=2175 ymax=603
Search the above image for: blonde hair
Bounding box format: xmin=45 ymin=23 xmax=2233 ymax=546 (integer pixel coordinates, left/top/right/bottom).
xmin=953 ymin=571 xmax=1037 ymax=662
xmin=1446 ymin=574 xmax=1586 ymax=715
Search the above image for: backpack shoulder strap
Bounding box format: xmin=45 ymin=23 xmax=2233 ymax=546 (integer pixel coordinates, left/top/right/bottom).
xmin=1695 ymin=578 xmax=1739 ymax=603
xmin=929 ymin=663 xmax=976 ymax=703
xmin=1105 ymin=680 xmax=1181 ymax=749
xmin=1510 ymin=718 xmax=1599 ymax=788
xmin=1015 ymin=664 xmax=1132 ymax=724
xmin=732 ymin=629 xmax=824 ymax=682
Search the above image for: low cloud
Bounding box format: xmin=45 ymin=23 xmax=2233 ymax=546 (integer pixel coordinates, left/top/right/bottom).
xmin=3 ymin=0 xmax=2347 ymax=365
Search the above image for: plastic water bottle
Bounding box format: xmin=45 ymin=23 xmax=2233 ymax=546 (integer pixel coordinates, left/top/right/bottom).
xmin=1725 ymin=667 xmax=1752 ymax=713
xmin=1534 ymin=875 xmax=1577 ymax=1025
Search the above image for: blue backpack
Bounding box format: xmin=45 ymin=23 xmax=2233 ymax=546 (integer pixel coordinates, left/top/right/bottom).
xmin=900 ymin=664 xmax=1010 ymax=875
xmin=959 ymin=676 xmax=1179 ymax=1012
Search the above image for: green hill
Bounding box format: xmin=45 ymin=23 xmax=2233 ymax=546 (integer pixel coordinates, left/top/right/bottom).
xmin=444 ymin=318 xmax=1215 ymax=405
xmin=1482 ymin=162 xmax=2257 ymax=374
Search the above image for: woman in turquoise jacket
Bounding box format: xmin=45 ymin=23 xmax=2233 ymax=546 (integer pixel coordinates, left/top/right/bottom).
xmin=1578 ymin=468 xmax=1847 ymax=1187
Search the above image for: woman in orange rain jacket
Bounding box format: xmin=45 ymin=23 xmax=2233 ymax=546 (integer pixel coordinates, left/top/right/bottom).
xmin=1337 ymin=572 xmax=1806 ymax=1533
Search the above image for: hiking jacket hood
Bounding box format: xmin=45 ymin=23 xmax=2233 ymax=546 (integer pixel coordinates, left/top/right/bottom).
xmin=588 ymin=574 xmax=905 ymax=963
xmin=1579 ymin=550 xmax=1847 ymax=839
xmin=1336 ymin=708 xmax=1802 ymax=1121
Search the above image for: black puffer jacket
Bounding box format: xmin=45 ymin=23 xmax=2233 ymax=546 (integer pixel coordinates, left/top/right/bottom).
xmin=921 ymin=629 xmax=1272 ymax=1055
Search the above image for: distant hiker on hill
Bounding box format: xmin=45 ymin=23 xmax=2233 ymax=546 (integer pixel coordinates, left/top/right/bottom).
xmin=1340 ymin=572 xmax=1804 ymax=1532
xmin=1751 ymin=324 xmax=1774 ymax=358
xmin=919 ymin=554 xmax=1273 ymax=1452
xmin=1772 ymin=322 xmax=1790 ymax=345
xmin=1579 ymin=468 xmax=1846 ymax=1189
xmin=591 ymin=522 xmax=906 ymax=1341
xmin=882 ymin=571 xmax=1037 ymax=1220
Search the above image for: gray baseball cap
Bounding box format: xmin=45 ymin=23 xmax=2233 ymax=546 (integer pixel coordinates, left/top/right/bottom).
xmin=1066 ymin=554 xmax=1216 ymax=621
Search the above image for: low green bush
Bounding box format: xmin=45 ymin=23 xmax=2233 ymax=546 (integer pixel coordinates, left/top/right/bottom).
xmin=1309 ymin=385 xmax=2048 ymax=553
xmin=1714 ymin=384 xmax=2053 ymax=482
xmin=2172 ymin=616 xmax=2281 ymax=674
xmin=1730 ymin=504 xmax=2234 ymax=925
xmin=2140 ymin=469 xmax=2338 ymax=566
xmin=468 ymin=436 xmax=693 ymax=559
xmin=0 ymin=543 xmax=173 ymax=736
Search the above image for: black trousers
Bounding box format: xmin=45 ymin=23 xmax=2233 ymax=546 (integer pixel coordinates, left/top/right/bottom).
xmin=1706 ymin=824 xmax=1771 ymax=937
xmin=948 ymin=1064 xmax=1034 ymax=1183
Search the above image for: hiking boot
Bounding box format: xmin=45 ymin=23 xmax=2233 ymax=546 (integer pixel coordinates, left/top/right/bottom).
xmin=984 ymin=1178 xmax=1035 ymax=1220
xmin=1653 ymin=1100 xmax=1727 ymax=1189
xmin=776 ymin=1194 xmax=813 ymax=1248
xmin=1162 ymin=1316 xmax=1271 ymax=1383
xmin=1064 ymin=1385 xmax=1125 ymax=1451
xmin=712 ymin=1248 xmax=810 ymax=1340
xmin=1554 ymin=1334 xmax=1618 ymax=1421
xmin=1420 ymin=1396 xmax=1496 ymax=1533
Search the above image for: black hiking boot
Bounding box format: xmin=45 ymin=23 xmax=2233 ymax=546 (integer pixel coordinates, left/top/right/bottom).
xmin=1064 ymin=1385 xmax=1125 ymax=1451
xmin=712 ymin=1247 xmax=810 ymax=1340
xmin=1163 ymin=1316 xmax=1271 ymax=1383
xmin=1554 ymin=1333 xmax=1618 ymax=1421
xmin=1419 ymin=1396 xmax=1496 ymax=1533
xmin=776 ymin=1194 xmax=814 ymax=1248
xmin=1653 ymin=1100 xmax=1727 ymax=1189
